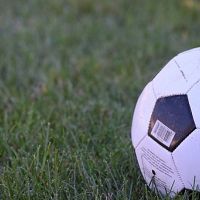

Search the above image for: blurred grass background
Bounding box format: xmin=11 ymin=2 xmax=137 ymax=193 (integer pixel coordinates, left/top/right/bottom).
xmin=0 ymin=0 xmax=200 ymax=199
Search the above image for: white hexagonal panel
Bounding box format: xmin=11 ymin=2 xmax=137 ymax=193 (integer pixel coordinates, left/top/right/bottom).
xmin=135 ymin=136 xmax=184 ymax=197
xmin=131 ymin=82 xmax=156 ymax=148
xmin=188 ymin=81 xmax=200 ymax=129
xmin=172 ymin=129 xmax=200 ymax=191
xmin=174 ymin=48 xmax=200 ymax=88
xmin=152 ymin=59 xmax=188 ymax=99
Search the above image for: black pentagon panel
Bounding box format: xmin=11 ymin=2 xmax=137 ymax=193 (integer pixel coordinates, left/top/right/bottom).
xmin=148 ymin=95 xmax=196 ymax=152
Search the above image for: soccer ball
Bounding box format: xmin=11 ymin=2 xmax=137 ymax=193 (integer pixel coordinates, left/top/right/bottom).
xmin=131 ymin=47 xmax=200 ymax=197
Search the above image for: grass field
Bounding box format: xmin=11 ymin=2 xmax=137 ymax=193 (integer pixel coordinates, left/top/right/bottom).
xmin=0 ymin=0 xmax=200 ymax=199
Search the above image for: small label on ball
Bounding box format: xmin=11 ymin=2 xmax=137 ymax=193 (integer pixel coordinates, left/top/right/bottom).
xmin=151 ymin=120 xmax=175 ymax=147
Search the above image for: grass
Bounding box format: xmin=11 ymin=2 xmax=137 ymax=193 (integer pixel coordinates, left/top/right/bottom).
xmin=0 ymin=0 xmax=200 ymax=199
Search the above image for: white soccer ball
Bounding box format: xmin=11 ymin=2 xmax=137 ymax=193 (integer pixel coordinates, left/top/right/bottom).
xmin=131 ymin=47 xmax=200 ymax=197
